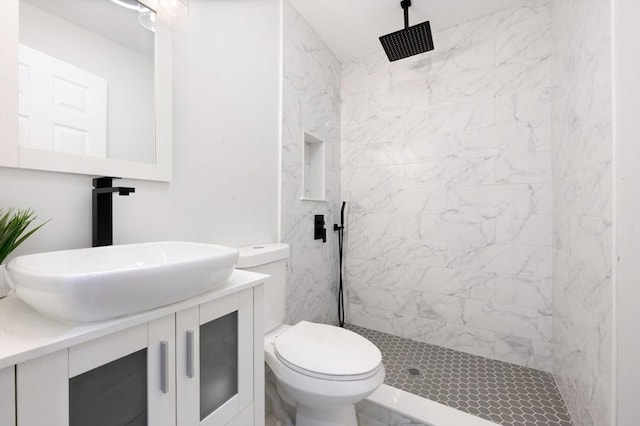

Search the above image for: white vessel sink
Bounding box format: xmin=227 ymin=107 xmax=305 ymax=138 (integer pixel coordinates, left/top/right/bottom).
xmin=5 ymin=242 xmax=239 ymax=323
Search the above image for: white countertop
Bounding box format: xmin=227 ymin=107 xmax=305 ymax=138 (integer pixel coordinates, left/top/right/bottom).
xmin=0 ymin=269 xmax=267 ymax=370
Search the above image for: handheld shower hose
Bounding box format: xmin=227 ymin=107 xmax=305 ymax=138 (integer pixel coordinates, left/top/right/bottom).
xmin=334 ymin=201 xmax=347 ymax=327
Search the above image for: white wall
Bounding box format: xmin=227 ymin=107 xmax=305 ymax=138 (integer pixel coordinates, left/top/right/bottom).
xmin=341 ymin=1 xmax=554 ymax=371
xmin=0 ymin=0 xmax=281 ymax=257
xmin=20 ymin=1 xmax=155 ymax=164
xmin=615 ymin=1 xmax=640 ymax=423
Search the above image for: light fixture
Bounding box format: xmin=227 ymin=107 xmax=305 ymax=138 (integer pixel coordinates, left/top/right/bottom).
xmin=138 ymin=6 xmax=156 ymax=32
xmin=109 ymin=0 xmax=142 ymax=11
xmin=159 ymin=0 xmax=188 ymax=16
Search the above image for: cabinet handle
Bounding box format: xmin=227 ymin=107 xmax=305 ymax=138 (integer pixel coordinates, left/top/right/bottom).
xmin=160 ymin=340 xmax=169 ymax=394
xmin=186 ymin=330 xmax=194 ymax=378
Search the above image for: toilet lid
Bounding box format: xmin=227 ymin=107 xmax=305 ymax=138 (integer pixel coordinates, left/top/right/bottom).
xmin=274 ymin=321 xmax=382 ymax=379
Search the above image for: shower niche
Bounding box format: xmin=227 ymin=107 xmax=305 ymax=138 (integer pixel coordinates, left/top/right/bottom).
xmin=302 ymin=131 xmax=326 ymax=201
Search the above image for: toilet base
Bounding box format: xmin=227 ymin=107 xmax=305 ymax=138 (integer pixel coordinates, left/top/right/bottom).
xmin=295 ymin=404 xmax=357 ymax=426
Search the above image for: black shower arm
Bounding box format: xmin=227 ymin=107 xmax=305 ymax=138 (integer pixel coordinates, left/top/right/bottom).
xmin=401 ymin=0 xmax=411 ymax=29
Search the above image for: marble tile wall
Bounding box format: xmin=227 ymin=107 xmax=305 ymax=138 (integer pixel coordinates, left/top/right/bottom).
xmin=281 ymin=0 xmax=342 ymax=324
xmin=341 ymin=1 xmax=554 ymax=371
xmin=550 ymin=1 xmax=613 ymax=425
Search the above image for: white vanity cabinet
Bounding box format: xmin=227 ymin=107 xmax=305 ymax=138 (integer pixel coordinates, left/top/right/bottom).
xmin=0 ymin=366 xmax=16 ymax=426
xmin=1 ymin=272 xmax=265 ymax=426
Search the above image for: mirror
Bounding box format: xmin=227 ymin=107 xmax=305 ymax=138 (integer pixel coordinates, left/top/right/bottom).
xmin=19 ymin=0 xmax=155 ymax=164
xmin=0 ymin=0 xmax=172 ymax=181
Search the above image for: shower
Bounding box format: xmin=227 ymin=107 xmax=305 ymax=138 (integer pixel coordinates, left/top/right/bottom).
xmin=379 ymin=0 xmax=434 ymax=62
xmin=279 ymin=0 xmax=618 ymax=422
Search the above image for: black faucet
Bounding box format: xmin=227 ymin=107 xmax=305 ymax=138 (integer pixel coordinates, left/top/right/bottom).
xmin=92 ymin=176 xmax=135 ymax=247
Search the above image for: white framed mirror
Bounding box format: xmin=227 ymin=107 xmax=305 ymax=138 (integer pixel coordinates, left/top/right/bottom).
xmin=0 ymin=0 xmax=172 ymax=181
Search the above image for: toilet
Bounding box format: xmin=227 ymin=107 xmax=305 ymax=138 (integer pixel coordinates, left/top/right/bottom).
xmin=237 ymin=243 xmax=385 ymax=426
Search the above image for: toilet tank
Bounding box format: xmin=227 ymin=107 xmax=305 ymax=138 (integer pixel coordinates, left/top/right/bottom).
xmin=237 ymin=243 xmax=289 ymax=333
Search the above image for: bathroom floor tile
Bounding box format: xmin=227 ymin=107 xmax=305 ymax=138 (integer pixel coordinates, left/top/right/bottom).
xmin=347 ymin=324 xmax=573 ymax=426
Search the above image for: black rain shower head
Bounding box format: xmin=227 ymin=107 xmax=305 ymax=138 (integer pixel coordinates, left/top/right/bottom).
xmin=379 ymin=0 xmax=434 ymax=62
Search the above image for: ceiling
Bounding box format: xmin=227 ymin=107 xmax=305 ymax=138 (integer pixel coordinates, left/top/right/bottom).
xmin=288 ymin=0 xmax=522 ymax=63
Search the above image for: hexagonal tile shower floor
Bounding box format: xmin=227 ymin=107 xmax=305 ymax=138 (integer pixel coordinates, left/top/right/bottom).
xmin=347 ymin=324 xmax=573 ymax=426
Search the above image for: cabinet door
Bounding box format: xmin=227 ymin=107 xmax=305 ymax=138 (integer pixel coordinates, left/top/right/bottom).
xmin=176 ymin=289 xmax=254 ymax=426
xmin=68 ymin=317 xmax=176 ymax=426
xmin=0 ymin=366 xmax=16 ymax=426
xmin=17 ymin=316 xmax=175 ymax=426
xmin=227 ymin=403 xmax=254 ymax=426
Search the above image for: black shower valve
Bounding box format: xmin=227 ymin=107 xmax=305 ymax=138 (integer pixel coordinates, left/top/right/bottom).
xmin=314 ymin=214 xmax=327 ymax=243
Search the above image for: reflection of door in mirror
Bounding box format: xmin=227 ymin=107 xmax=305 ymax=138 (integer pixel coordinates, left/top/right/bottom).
xmin=18 ymin=0 xmax=155 ymax=164
xmin=19 ymin=44 xmax=108 ymax=158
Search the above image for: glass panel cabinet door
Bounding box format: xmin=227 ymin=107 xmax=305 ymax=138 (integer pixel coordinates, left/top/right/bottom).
xmin=176 ymin=289 xmax=254 ymax=426
xmin=16 ymin=316 xmax=176 ymax=426
xmin=68 ymin=316 xmax=175 ymax=426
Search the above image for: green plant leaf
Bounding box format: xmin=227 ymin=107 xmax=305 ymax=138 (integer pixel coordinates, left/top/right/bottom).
xmin=0 ymin=208 xmax=49 ymax=264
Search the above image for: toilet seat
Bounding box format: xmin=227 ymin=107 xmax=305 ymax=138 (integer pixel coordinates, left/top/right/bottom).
xmin=273 ymin=321 xmax=382 ymax=381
